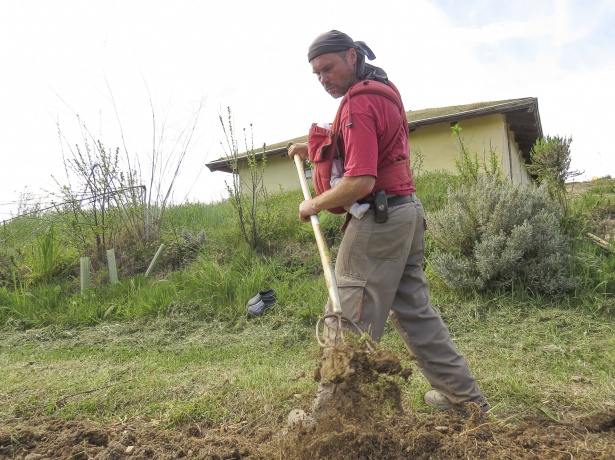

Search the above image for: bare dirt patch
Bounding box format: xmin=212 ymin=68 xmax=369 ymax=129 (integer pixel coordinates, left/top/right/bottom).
xmin=1 ymin=339 xmax=614 ymax=459
xmin=1 ymin=409 xmax=614 ymax=459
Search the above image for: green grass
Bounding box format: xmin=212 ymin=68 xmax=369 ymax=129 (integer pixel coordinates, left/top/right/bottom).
xmin=1 ymin=173 xmax=614 ymax=430
xmin=1 ymin=301 xmax=612 ymax=428
xmin=0 ymin=317 xmax=318 ymax=427
xmin=413 ymin=169 xmax=462 ymax=213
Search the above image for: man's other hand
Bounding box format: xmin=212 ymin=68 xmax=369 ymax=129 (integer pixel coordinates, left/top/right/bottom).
xmin=288 ymin=143 xmax=308 ymax=161
xmin=299 ymin=199 xmax=319 ymax=222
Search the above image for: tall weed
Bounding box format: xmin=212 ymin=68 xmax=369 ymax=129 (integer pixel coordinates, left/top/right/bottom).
xmin=180 ymin=251 xmax=285 ymax=321
xmin=414 ymin=170 xmax=461 ymax=213
xmin=451 ymin=123 xmax=502 ymax=186
xmin=26 ymin=225 xmax=75 ymax=285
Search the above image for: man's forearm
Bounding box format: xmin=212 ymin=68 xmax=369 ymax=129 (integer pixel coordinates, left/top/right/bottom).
xmin=299 ymin=175 xmax=375 ymax=221
xmin=312 ymin=175 xmax=375 ymax=211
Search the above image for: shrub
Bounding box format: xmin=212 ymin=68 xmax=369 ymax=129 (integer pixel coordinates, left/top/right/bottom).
xmin=53 ymin=128 xmax=148 ymax=262
xmin=428 ymin=175 xmax=578 ymax=295
xmin=527 ymin=135 xmax=582 ymax=214
xmin=50 ymin=96 xmax=205 ymax=271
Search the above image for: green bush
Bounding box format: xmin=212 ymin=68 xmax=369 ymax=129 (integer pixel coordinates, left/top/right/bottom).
xmin=414 ymin=170 xmax=461 ymax=213
xmin=527 ymin=135 xmax=581 ymax=215
xmin=428 ymin=175 xmax=578 ymax=294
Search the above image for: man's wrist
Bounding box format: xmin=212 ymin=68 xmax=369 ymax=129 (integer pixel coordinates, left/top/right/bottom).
xmin=309 ymin=198 xmax=321 ymax=213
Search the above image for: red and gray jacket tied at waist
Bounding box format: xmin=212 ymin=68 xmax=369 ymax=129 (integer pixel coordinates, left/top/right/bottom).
xmin=307 ymin=79 xmax=412 ymax=215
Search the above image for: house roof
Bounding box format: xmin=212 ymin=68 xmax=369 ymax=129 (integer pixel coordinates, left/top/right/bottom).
xmin=407 ymin=97 xmax=543 ymax=163
xmin=206 ymin=97 xmax=542 ymax=173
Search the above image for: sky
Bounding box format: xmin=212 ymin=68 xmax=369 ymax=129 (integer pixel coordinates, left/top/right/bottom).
xmin=1 ymin=0 xmax=614 ymax=220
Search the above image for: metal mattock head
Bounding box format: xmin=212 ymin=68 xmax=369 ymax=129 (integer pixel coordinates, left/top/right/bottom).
xmin=315 ymin=313 xmax=364 ymax=348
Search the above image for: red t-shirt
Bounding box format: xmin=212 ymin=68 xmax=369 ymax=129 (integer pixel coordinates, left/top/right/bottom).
xmin=338 ymin=86 xmax=416 ymax=196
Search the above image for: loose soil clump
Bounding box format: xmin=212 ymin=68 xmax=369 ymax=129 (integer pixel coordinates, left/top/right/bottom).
xmin=280 ymin=338 xmax=415 ymax=459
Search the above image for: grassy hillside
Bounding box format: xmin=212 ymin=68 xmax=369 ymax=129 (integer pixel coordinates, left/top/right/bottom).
xmin=0 ymin=173 xmax=614 ymax=458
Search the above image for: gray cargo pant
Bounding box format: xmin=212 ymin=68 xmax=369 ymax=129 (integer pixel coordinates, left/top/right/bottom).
xmin=325 ymin=195 xmax=485 ymax=405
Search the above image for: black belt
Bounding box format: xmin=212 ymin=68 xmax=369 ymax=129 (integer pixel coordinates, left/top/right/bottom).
xmin=360 ymin=193 xmax=414 ymax=209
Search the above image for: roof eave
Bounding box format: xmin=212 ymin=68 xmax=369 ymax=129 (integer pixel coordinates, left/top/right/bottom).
xmin=206 ymin=146 xmax=289 ymax=173
xmin=407 ymin=97 xmax=538 ymax=130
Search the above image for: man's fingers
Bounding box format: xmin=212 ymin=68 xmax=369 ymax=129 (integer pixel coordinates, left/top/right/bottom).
xmin=299 ymin=199 xmax=318 ymax=222
xmin=288 ymin=143 xmax=308 ymax=161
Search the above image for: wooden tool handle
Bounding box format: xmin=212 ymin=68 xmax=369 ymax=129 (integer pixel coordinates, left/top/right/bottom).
xmin=293 ymin=155 xmax=342 ymax=314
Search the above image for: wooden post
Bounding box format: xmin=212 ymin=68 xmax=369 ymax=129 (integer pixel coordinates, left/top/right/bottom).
xmin=586 ymin=233 xmax=614 ymax=252
xmin=145 ymin=244 xmax=165 ymax=277
xmin=107 ymin=249 xmax=119 ymax=284
xmin=80 ymin=257 xmax=90 ymax=294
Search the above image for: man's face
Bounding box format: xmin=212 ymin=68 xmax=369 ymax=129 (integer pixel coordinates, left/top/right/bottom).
xmin=310 ymin=49 xmax=357 ymax=99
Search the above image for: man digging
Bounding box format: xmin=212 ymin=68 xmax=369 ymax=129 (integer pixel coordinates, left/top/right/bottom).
xmin=288 ymin=30 xmax=490 ymax=423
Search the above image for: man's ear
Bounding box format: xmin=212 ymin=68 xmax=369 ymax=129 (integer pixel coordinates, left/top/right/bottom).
xmin=347 ymin=48 xmax=358 ymax=65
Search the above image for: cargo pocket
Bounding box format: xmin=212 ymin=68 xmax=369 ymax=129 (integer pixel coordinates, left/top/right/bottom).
xmin=334 ymin=273 xmax=367 ymax=323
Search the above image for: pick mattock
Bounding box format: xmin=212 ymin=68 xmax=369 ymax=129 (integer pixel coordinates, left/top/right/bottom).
xmin=293 ymin=154 xmax=363 ymax=347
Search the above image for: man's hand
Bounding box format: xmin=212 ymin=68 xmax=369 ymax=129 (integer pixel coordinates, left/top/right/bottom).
xmin=297 ymin=175 xmax=375 ymax=222
xmin=299 ymin=199 xmax=319 ymax=222
xmin=288 ymin=143 xmax=308 ymax=161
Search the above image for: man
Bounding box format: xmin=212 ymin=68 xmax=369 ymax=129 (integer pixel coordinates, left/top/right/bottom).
xmin=288 ymin=30 xmax=489 ymax=414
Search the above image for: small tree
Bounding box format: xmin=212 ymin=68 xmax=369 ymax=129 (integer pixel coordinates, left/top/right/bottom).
xmin=527 ymin=135 xmax=582 ymax=214
xmin=53 ymin=124 xmax=146 ymax=261
xmin=219 ymin=107 xmax=275 ymax=251
xmin=44 ymin=91 xmax=205 ymax=280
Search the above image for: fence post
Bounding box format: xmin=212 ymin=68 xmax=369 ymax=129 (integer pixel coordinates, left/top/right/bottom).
xmin=145 ymin=244 xmax=165 ymax=277
xmin=80 ymin=257 xmax=90 ymax=294
xmin=107 ymin=249 xmax=119 ymax=284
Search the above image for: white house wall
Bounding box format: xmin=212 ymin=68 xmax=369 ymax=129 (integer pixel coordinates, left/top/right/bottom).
xmin=237 ymin=155 xmax=300 ymax=193
xmin=409 ymin=114 xmax=530 ymax=185
xmin=506 ymin=124 xmax=532 ymax=185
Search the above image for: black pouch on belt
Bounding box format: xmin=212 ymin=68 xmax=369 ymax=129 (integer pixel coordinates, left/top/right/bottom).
xmin=374 ymin=190 xmax=389 ymax=223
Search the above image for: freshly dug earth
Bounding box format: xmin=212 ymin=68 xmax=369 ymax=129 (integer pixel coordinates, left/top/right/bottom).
xmin=1 ymin=340 xmax=614 ymax=459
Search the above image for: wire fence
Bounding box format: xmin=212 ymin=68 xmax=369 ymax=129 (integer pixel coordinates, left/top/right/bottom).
xmin=0 ymin=185 xmax=147 ymax=249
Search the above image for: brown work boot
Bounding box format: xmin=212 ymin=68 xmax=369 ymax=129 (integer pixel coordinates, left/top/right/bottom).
xmin=424 ymin=390 xmax=454 ymax=410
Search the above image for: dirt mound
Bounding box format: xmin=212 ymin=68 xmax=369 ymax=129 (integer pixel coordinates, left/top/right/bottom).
xmin=0 ymin=416 xmax=270 ymax=459
xmin=1 ymin=340 xmax=614 ymax=459
xmin=1 ymin=408 xmax=614 ymax=459
xmin=279 ymin=338 xmax=615 ymax=459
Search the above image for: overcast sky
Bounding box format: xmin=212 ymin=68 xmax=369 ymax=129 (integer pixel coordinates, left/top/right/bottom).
xmin=1 ymin=0 xmax=614 ymax=219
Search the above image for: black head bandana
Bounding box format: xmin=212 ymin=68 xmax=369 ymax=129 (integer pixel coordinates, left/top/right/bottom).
xmin=307 ymin=30 xmax=388 ymax=84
